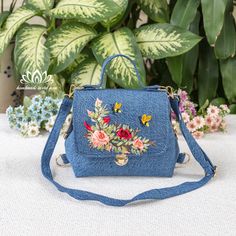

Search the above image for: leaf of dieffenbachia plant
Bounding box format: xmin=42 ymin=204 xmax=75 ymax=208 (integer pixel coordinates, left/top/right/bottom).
xmin=49 ymin=0 xmax=120 ymax=24
xmin=167 ymin=11 xmax=200 ymax=90
xmin=0 ymin=6 xmax=38 ymax=56
xmin=92 ymin=27 xmax=146 ymax=89
xmin=26 ymin=0 xmax=54 ymax=10
xmin=214 ymin=12 xmax=236 ymax=59
xmin=14 ymin=25 xmax=49 ymax=75
xmin=170 ymin=0 xmax=200 ymax=29
xmin=201 ymin=0 xmax=228 ymax=46
xmin=220 ymin=57 xmax=236 ymax=103
xmin=46 ymin=23 xmax=97 ymax=74
xmin=101 ymin=0 xmax=128 ymax=28
xmin=0 ymin=11 xmax=10 ymax=28
xmin=135 ymin=23 xmax=201 ymax=59
xmin=71 ymin=59 xmax=103 ymax=87
xmin=198 ymin=42 xmax=219 ymax=106
xmin=137 ymin=0 xmax=169 ymax=23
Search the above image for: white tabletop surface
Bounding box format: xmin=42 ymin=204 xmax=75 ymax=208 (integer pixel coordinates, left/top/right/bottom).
xmin=0 ymin=114 xmax=236 ymax=236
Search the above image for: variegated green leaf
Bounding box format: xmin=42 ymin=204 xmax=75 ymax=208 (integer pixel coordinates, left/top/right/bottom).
xmin=201 ymin=0 xmax=228 ymax=46
xmin=71 ymin=59 xmax=103 ymax=86
xmin=0 ymin=6 xmax=38 ymax=56
xmin=92 ymin=27 xmax=146 ymax=88
xmin=14 ymin=25 xmax=49 ymax=75
xmin=101 ymin=0 xmax=128 ymax=28
xmin=46 ymin=23 xmax=97 ymax=74
xmin=49 ymin=0 xmax=120 ymax=24
xmin=137 ymin=0 xmax=169 ymax=23
xmin=135 ymin=23 xmax=202 ymax=59
xmin=26 ymin=0 xmax=54 ymax=10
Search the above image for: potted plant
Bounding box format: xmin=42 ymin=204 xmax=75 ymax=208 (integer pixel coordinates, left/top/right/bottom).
xmin=0 ymin=0 xmax=235 ymax=112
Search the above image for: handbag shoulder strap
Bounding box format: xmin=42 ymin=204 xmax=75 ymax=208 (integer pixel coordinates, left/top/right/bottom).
xmin=41 ymin=96 xmax=216 ymax=207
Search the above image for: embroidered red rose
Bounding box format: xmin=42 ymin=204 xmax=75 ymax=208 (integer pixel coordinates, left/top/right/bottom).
xmin=84 ymin=121 xmax=92 ymax=131
xmin=103 ymin=116 xmax=110 ymax=124
xmin=117 ymin=128 xmax=132 ymax=140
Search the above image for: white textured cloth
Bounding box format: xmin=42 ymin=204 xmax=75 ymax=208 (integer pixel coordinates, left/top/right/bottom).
xmin=0 ymin=114 xmax=236 ymax=236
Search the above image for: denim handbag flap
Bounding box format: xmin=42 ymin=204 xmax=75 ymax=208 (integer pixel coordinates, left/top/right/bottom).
xmin=72 ymin=89 xmax=171 ymax=158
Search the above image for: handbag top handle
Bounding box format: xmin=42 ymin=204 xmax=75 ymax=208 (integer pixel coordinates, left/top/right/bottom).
xmin=97 ymin=54 xmax=145 ymax=89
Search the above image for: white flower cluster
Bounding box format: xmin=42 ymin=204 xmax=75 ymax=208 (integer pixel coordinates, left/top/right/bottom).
xmin=6 ymin=95 xmax=63 ymax=137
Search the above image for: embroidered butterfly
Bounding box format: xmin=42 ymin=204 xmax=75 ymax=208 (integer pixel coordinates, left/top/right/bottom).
xmin=141 ymin=114 xmax=152 ymax=127
xmin=113 ymin=102 xmax=122 ymax=113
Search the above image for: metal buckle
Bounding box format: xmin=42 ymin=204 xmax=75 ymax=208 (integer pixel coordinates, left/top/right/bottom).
xmin=55 ymin=154 xmax=71 ymax=168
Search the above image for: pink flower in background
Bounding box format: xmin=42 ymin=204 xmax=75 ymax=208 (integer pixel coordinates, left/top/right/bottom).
xmin=171 ymin=89 xmax=229 ymax=138
xmin=215 ymin=116 xmax=222 ymax=126
xmin=209 ymin=123 xmax=219 ymax=132
xmin=187 ymin=120 xmax=197 ymax=132
xmin=178 ymin=90 xmax=188 ymax=101
xmin=207 ymin=105 xmax=220 ymax=117
xmin=133 ymin=138 xmax=144 ymax=150
xmin=182 ymin=112 xmax=190 ymax=123
xmin=205 ymin=115 xmax=213 ymax=126
xmin=193 ymin=116 xmax=205 ymax=129
xmin=192 ymin=131 xmax=204 ymax=139
xmin=91 ymin=130 xmax=109 ymax=147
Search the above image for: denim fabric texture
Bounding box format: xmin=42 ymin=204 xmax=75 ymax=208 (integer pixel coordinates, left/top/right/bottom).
xmin=65 ymin=89 xmax=178 ymax=177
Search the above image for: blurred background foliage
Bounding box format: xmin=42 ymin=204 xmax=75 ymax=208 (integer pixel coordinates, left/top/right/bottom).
xmin=0 ymin=0 xmax=236 ymax=112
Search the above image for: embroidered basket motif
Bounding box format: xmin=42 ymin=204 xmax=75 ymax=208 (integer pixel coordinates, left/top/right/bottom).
xmin=84 ymin=98 xmax=155 ymax=155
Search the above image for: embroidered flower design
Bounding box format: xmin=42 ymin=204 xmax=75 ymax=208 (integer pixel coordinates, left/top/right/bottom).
xmin=84 ymin=98 xmax=154 ymax=155
xmin=117 ymin=128 xmax=132 ymax=140
xmin=91 ymin=130 xmax=109 ymax=147
xmin=133 ymin=138 xmax=144 ymax=151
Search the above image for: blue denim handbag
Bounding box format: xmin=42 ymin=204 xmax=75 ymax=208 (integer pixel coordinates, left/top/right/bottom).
xmin=41 ymin=54 xmax=216 ymax=206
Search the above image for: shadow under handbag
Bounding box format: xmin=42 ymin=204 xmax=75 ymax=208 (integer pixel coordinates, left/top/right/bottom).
xmin=41 ymin=54 xmax=217 ymax=206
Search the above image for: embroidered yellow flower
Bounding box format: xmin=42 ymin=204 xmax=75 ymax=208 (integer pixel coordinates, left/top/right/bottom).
xmin=141 ymin=114 xmax=152 ymax=127
xmin=114 ymin=102 xmax=122 ymax=113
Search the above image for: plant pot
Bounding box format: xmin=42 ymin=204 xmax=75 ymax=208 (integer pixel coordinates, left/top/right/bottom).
xmin=0 ymin=44 xmax=21 ymax=113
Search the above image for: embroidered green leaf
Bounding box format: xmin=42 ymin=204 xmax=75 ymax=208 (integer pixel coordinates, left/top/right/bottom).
xmin=137 ymin=0 xmax=169 ymax=23
xmin=14 ymin=25 xmax=49 ymax=75
xmin=201 ymin=0 xmax=228 ymax=46
xmin=46 ymin=23 xmax=97 ymax=74
xmin=101 ymin=0 xmax=128 ymax=28
xmin=49 ymin=0 xmax=120 ymax=24
xmin=92 ymin=27 xmax=146 ymax=88
xmin=71 ymin=58 xmax=103 ymax=87
xmin=135 ymin=23 xmax=202 ymax=59
xmin=0 ymin=6 xmax=38 ymax=56
xmin=26 ymin=0 xmax=54 ymax=10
